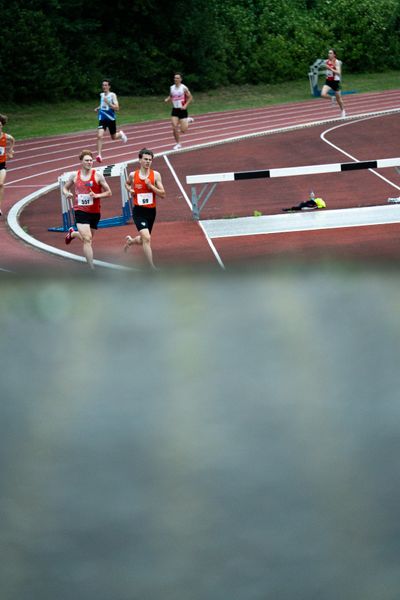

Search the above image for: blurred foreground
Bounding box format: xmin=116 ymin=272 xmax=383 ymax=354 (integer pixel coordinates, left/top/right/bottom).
xmin=1 ymin=264 xmax=400 ymax=600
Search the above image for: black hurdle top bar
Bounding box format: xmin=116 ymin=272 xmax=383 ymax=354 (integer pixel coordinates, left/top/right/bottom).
xmin=235 ymin=169 xmax=271 ymax=180
xmin=235 ymin=160 xmax=380 ymax=179
xmin=186 ymin=158 xmax=400 ymax=185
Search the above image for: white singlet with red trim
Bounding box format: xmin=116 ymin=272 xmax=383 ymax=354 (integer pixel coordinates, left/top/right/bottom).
xmin=170 ymin=84 xmax=189 ymax=109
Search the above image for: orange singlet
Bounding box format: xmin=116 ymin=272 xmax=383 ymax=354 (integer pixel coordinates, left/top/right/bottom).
xmin=132 ymin=169 xmax=156 ymax=208
xmin=0 ymin=133 xmax=7 ymax=164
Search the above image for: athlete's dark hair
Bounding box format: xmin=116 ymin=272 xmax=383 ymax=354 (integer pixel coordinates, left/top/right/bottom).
xmin=138 ymin=148 xmax=154 ymax=159
xmin=0 ymin=114 xmax=8 ymax=125
xmin=102 ymin=79 xmax=112 ymax=86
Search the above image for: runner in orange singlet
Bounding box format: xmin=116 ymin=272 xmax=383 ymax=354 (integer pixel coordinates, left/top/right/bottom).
xmin=124 ymin=148 xmax=165 ymax=269
xmin=0 ymin=114 xmax=15 ymax=217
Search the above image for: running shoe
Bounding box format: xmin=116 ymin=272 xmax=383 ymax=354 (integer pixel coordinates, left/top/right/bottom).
xmin=340 ymin=110 xmax=346 ymax=118
xmin=65 ymin=227 xmax=74 ymax=245
xmin=96 ymin=155 xmax=102 ymax=163
xmin=173 ymin=143 xmax=182 ymax=150
xmin=188 ymin=117 xmax=194 ymax=123
xmin=120 ymin=131 xmax=128 ymax=143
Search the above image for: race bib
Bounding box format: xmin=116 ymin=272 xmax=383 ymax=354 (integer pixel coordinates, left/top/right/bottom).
xmin=0 ymin=148 xmax=5 ymax=156
xmin=137 ymin=192 xmax=153 ymax=206
xmin=172 ymin=98 xmax=184 ymax=108
xmin=101 ymin=93 xmax=113 ymax=110
xmin=77 ymin=193 xmax=93 ymax=206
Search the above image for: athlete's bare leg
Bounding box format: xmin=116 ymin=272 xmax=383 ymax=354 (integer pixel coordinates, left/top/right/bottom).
xmin=124 ymin=234 xmax=141 ymax=252
xmin=96 ymin=128 xmax=105 ymax=158
xmin=171 ymin=116 xmax=180 ymax=144
xmin=180 ymin=118 xmax=189 ymax=134
xmin=320 ymin=84 xmax=332 ymax=99
xmin=335 ymin=91 xmax=345 ymax=111
xmin=77 ymin=223 xmax=95 ymax=269
xmin=140 ymin=229 xmax=156 ymax=269
xmin=125 ymin=230 xmax=155 ymax=268
xmin=0 ymin=169 xmax=6 ymax=215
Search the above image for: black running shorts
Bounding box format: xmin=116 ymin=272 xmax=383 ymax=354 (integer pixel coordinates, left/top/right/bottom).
xmin=132 ymin=205 xmax=156 ymax=233
xmin=98 ymin=119 xmax=117 ymax=135
xmin=74 ymin=210 xmax=101 ymax=229
xmin=171 ymin=107 xmax=188 ymax=120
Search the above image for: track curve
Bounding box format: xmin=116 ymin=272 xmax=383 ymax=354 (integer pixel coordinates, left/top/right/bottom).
xmin=2 ymin=90 xmax=400 ymax=271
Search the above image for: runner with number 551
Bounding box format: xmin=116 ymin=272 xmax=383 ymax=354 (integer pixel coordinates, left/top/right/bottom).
xmin=62 ymin=149 xmax=112 ymax=269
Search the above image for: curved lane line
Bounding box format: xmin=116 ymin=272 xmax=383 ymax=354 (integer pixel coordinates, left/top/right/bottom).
xmin=8 ymin=100 xmax=400 ymax=270
xmin=320 ymin=115 xmax=400 ymax=192
xmin=7 ymin=185 xmax=136 ymax=271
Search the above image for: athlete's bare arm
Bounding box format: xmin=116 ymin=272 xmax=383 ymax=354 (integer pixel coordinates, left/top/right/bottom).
xmin=95 ymin=172 xmax=112 ymax=198
xmin=146 ymin=170 xmax=165 ymax=198
xmin=125 ymin=172 xmax=134 ymax=193
xmin=63 ymin=172 xmax=77 ymax=198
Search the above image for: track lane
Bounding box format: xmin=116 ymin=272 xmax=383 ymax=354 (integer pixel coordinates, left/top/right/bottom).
xmin=2 ymin=90 xmax=400 ymax=271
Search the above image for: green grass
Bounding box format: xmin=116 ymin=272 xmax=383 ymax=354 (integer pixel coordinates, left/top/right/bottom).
xmin=3 ymin=71 xmax=399 ymax=140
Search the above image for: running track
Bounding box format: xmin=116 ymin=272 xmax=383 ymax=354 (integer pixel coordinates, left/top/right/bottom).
xmin=2 ymin=90 xmax=400 ymax=272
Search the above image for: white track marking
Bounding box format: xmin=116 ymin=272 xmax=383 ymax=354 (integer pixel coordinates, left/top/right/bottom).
xmin=198 ymin=221 xmax=226 ymax=269
xmin=320 ymin=115 xmax=400 ymax=191
xmin=7 ymin=92 xmax=400 ymax=269
xmin=163 ymin=155 xmax=192 ymax=210
xmin=7 ymin=185 xmax=137 ymax=271
xmin=7 ymin=108 xmax=400 ymax=186
xmin=5 ymin=184 xmax=46 ymax=188
xmin=163 ymin=155 xmax=225 ymax=269
xmin=201 ymin=205 xmax=400 ymax=239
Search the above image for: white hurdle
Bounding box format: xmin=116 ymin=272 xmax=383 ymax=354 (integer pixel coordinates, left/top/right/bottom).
xmin=186 ymin=157 xmax=400 ymax=220
xmin=49 ymin=162 xmax=132 ymax=232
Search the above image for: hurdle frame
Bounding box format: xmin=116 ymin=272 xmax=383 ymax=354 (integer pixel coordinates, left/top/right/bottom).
xmin=191 ymin=183 xmax=218 ymax=221
xmin=308 ymin=58 xmax=357 ymax=98
xmin=187 ymin=157 xmax=400 ymax=220
xmin=48 ymin=162 xmax=132 ymax=232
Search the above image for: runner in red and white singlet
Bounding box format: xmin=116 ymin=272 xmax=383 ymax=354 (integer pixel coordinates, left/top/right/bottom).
xmin=62 ymin=150 xmax=112 ymax=269
xmin=164 ymin=73 xmax=194 ymax=150
xmin=320 ymin=49 xmax=346 ymax=118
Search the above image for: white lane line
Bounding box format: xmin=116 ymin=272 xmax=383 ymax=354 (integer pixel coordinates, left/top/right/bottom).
xmin=201 ymin=205 xmax=400 ymax=239
xmin=320 ymin=115 xmax=400 ymax=191
xmin=7 ymin=184 xmax=136 ymax=271
xmin=13 ymin=90 xmax=400 ymax=152
xmin=7 ymin=107 xmax=400 ymax=186
xmin=8 ymin=100 xmax=400 ymax=268
xmin=163 ymin=155 xmax=192 ymax=210
xmin=163 ymin=154 xmax=225 ymax=269
xmin=5 ymin=184 xmax=46 ymax=188
xmin=198 ymin=221 xmax=226 ymax=269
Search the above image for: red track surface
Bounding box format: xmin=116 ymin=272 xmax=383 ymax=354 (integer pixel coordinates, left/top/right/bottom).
xmin=2 ymin=90 xmax=400 ymax=271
